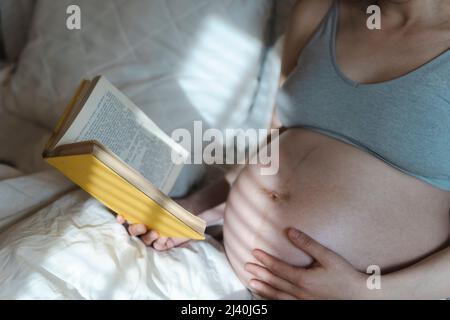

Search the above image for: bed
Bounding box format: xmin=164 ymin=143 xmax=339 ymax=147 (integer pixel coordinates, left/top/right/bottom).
xmin=0 ymin=169 xmax=250 ymax=299
xmin=0 ymin=0 xmax=293 ymax=299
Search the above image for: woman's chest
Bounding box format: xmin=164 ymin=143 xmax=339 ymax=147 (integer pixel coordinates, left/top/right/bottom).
xmin=279 ymin=67 xmax=450 ymax=183
xmin=336 ymin=23 xmax=450 ymax=84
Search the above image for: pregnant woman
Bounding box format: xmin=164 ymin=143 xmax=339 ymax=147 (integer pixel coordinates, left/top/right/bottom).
xmin=120 ymin=0 xmax=450 ymax=299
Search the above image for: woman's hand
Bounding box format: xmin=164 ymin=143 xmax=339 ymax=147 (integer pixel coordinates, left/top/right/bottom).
xmin=116 ymin=215 xmax=189 ymax=251
xmin=117 ymin=182 xmax=228 ymax=251
xmin=245 ymin=228 xmax=371 ymax=300
xmin=116 ymin=195 xmax=200 ymax=251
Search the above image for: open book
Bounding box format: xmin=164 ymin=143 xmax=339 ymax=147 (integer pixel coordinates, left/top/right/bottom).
xmin=43 ymin=76 xmax=206 ymax=240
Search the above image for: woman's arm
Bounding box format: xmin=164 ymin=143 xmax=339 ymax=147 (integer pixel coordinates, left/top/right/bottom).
xmin=271 ymin=0 xmax=334 ymax=129
xmin=280 ymin=0 xmax=334 ymax=84
xmin=246 ymin=228 xmax=450 ymax=299
xmin=380 ymin=246 xmax=450 ymax=300
xmin=178 ymin=177 xmax=230 ymax=215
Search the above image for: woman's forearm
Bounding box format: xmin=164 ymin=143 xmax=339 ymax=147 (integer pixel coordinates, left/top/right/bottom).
xmin=179 ymin=177 xmax=230 ymax=215
xmin=380 ymin=246 xmax=450 ymax=299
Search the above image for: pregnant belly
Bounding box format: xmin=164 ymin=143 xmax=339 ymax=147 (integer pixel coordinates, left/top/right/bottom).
xmin=223 ymin=129 xmax=450 ymax=287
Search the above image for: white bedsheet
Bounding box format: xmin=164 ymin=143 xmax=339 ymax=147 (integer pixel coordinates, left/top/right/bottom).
xmin=0 ymin=170 xmax=250 ymax=299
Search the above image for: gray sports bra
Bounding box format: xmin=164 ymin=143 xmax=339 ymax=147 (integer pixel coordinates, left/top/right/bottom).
xmin=277 ymin=0 xmax=450 ymax=191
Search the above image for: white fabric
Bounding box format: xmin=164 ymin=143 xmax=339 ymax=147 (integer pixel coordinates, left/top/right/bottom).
xmin=0 ymin=170 xmax=74 ymax=233
xmin=0 ymin=171 xmax=250 ymax=300
xmin=246 ymin=35 xmax=283 ymax=132
xmin=0 ymin=0 xmax=36 ymax=61
xmin=0 ymin=164 xmax=22 ymax=180
xmin=0 ymin=65 xmax=51 ymax=174
xmin=0 ymin=108 xmax=51 ymax=173
xmin=2 ymin=0 xmax=272 ymax=133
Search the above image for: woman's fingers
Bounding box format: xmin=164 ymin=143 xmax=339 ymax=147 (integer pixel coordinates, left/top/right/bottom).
xmin=166 ymin=239 xmax=175 ymax=249
xmin=170 ymin=237 xmax=190 ymax=247
xmin=141 ymin=230 xmax=159 ymax=246
xmin=245 ymin=263 xmax=299 ymax=295
xmin=287 ymin=228 xmax=335 ymax=266
xmin=252 ymin=249 xmax=301 ymax=285
xmin=116 ymin=215 xmax=139 ymax=237
xmin=152 ymin=237 xmax=171 ymax=251
xmin=247 ymin=271 xmax=315 ymax=300
xmin=248 ymin=279 xmax=297 ymax=300
xmin=128 ymin=224 xmax=148 ymax=236
xmin=116 ymin=216 xmax=187 ymax=250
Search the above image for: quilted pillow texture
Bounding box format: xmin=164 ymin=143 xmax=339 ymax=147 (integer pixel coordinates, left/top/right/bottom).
xmin=1 ymin=0 xmax=272 ymax=134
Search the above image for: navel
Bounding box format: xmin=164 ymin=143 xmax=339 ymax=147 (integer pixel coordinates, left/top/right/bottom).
xmin=261 ymin=187 xmax=290 ymax=202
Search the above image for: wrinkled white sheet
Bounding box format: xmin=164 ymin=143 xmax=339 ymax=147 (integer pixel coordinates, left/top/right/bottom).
xmin=0 ymin=170 xmax=74 ymax=233
xmin=0 ymin=171 xmax=250 ymax=300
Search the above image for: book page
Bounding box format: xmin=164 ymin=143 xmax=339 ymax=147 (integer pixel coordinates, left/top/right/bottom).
xmin=56 ymin=76 xmax=189 ymax=194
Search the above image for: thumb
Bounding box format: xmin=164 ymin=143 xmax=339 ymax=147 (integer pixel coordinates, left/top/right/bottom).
xmin=287 ymin=228 xmax=336 ymax=265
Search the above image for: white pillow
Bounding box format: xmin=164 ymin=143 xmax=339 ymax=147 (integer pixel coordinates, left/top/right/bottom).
xmin=1 ymin=0 xmax=272 ymax=135
xmin=0 ymin=0 xmax=36 ymax=61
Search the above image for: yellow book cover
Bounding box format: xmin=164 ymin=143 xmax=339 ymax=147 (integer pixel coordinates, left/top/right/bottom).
xmin=43 ymin=76 xmax=206 ymax=240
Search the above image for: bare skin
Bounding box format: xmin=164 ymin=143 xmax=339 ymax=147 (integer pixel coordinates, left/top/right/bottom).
xmin=335 ymin=0 xmax=450 ymax=85
xmin=225 ymin=129 xmax=450 ymax=285
xmin=120 ymin=0 xmax=450 ymax=298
